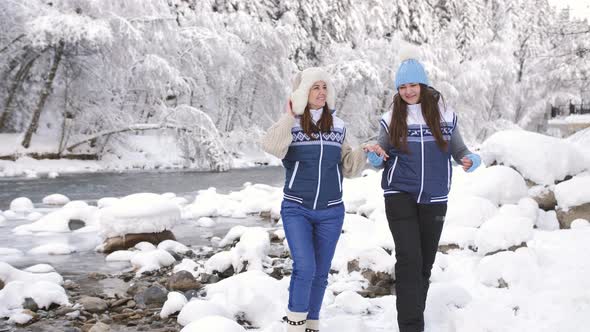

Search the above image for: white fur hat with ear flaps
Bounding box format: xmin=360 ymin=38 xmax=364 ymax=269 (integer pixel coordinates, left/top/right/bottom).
xmin=290 ymin=67 xmax=335 ymax=115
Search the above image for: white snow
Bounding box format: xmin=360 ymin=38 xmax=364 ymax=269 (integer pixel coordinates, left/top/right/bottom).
xmin=157 ymin=239 xmax=191 ymax=254
xmin=570 ymin=219 xmax=590 ymax=229
xmin=99 ymin=193 xmax=181 ymax=238
xmin=97 ymin=197 xmax=119 ymax=208
xmin=535 ymin=210 xmax=560 ymax=231
xmin=42 ymin=194 xmax=71 ymax=205
xmin=160 ymin=292 xmax=188 ymax=319
xmin=23 ymin=264 xmax=56 ymax=273
xmin=105 ymin=250 xmax=136 ymax=262
xmin=331 ymin=290 xmax=372 ymax=314
xmin=26 ymin=211 xmax=43 ymax=221
xmin=476 ymin=248 xmax=539 ymax=287
xmin=480 ymin=130 xmax=589 ymax=185
xmin=196 ymin=217 xmax=216 ymax=227
xmin=446 ymin=195 xmax=498 ymax=228
xmin=0 ymin=264 xmax=68 ymax=321
xmin=13 ymin=204 xmax=98 ymax=234
xmin=3 ymin=210 xmax=18 ymax=220
xmin=177 ymin=300 xmax=231 ymax=326
xmin=474 ymin=215 xmax=534 ymax=255
xmin=204 ymin=251 xmax=233 ymax=275
xmin=103 ymin=243 xmax=176 ymax=274
xmin=173 ymin=259 xmax=200 ymax=278
xmin=183 ymin=184 xmax=282 ymax=220
xmin=554 ymin=174 xmax=590 ymax=209
xmin=9 ymin=197 xmax=34 ymax=213
xmin=181 ymin=315 xmax=246 ymax=332
xmin=63 ymin=200 xmax=90 ymax=209
xmin=0 ymin=248 xmax=24 ymax=262
xmin=130 ymin=249 xmax=176 ymax=274
xmin=205 ymin=270 xmax=288 ymax=328
xmin=29 ymin=243 xmax=77 ymax=255
xmin=459 ymin=165 xmax=529 ymax=205
xmin=0 ymin=262 xmax=63 ymax=285
xmin=0 ymin=280 xmax=69 ymax=319
xmin=213 ymin=226 xmax=271 ymax=272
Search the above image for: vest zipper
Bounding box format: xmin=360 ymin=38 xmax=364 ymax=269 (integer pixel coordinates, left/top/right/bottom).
xmin=313 ymin=132 xmax=323 ymax=210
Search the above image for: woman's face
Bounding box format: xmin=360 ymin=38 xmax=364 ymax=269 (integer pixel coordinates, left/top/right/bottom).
xmin=308 ymin=81 xmax=327 ymax=109
xmin=399 ymin=83 xmax=421 ymax=105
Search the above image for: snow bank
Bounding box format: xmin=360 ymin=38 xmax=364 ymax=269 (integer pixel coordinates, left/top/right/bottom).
xmin=460 ymin=166 xmax=528 ymax=205
xmin=474 ymin=215 xmax=534 ymax=255
xmin=183 ymin=184 xmax=282 ymax=219
xmin=480 ymin=130 xmax=588 ymax=184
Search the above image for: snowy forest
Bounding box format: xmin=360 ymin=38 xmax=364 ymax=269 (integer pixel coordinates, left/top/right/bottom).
xmin=1 ymin=0 xmax=589 ymax=171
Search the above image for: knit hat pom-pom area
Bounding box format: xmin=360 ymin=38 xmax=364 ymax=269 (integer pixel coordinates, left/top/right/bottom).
xmin=398 ymin=43 xmax=422 ymax=63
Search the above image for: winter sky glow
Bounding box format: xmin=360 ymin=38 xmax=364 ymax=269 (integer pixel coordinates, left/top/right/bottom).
xmin=548 ymin=0 xmax=590 ymax=20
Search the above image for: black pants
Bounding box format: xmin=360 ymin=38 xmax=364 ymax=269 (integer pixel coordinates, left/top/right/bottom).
xmin=385 ymin=193 xmax=447 ymax=332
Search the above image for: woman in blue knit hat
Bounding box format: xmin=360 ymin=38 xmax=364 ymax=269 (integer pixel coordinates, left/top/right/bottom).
xmin=367 ymin=50 xmax=481 ymax=332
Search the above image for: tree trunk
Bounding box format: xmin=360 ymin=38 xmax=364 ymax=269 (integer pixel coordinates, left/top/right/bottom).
xmin=0 ymin=50 xmax=44 ymax=130
xmin=21 ymin=41 xmax=65 ymax=148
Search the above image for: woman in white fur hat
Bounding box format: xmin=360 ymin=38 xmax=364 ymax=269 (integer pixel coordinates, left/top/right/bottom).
xmin=367 ymin=48 xmax=481 ymax=332
xmin=262 ymin=67 xmax=370 ymax=332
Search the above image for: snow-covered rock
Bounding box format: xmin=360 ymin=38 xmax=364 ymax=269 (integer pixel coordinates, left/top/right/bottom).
xmin=460 ymin=166 xmax=528 ymax=205
xmin=99 ymin=193 xmax=181 ymax=238
xmin=42 ymin=194 xmax=71 ymax=205
xmin=481 ymin=130 xmax=588 ymax=185
xmin=180 ymin=315 xmax=245 ymax=332
xmin=474 ymin=215 xmax=534 ymax=255
xmin=9 ymin=197 xmax=34 ymax=213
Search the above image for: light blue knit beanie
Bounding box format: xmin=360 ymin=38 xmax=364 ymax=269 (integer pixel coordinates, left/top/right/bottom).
xmin=394 ymin=59 xmax=429 ymax=90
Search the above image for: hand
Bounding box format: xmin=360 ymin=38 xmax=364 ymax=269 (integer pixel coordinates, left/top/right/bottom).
xmin=461 ymin=153 xmax=481 ymax=172
xmin=367 ymin=151 xmax=384 ymax=167
xmin=363 ymin=144 xmax=389 ymax=160
xmin=285 ymin=99 xmax=295 ymax=117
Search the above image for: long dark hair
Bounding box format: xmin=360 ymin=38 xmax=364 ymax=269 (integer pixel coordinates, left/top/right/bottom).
xmin=389 ymin=84 xmax=448 ymax=153
xmin=300 ymin=104 xmax=333 ymax=138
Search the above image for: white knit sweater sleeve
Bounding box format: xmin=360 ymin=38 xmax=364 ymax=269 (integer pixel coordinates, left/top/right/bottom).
xmin=341 ymin=136 xmax=367 ymax=178
xmin=261 ymin=113 xmax=296 ymax=159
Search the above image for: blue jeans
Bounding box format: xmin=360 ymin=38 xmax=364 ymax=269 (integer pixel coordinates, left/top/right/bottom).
xmin=280 ymin=200 xmax=345 ymax=320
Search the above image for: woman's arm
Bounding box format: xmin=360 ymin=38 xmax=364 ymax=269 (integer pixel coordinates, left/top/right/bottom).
xmin=261 ymin=113 xmax=296 ymax=159
xmin=450 ymin=126 xmax=472 ymax=164
xmin=450 ymin=124 xmax=482 ymax=172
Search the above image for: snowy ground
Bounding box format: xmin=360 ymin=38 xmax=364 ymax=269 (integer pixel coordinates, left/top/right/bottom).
xmin=1 ymin=130 xmax=589 ymax=331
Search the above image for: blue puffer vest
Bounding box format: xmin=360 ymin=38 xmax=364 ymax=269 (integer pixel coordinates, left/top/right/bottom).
xmin=282 ymin=109 xmax=346 ymax=210
xmin=379 ymin=103 xmax=457 ymax=204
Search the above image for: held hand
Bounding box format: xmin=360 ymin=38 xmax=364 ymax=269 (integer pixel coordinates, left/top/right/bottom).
xmin=462 ymin=153 xmax=481 ymax=172
xmin=363 ymin=144 xmax=389 ymax=160
xmin=367 ymin=151 xmax=384 ymax=167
